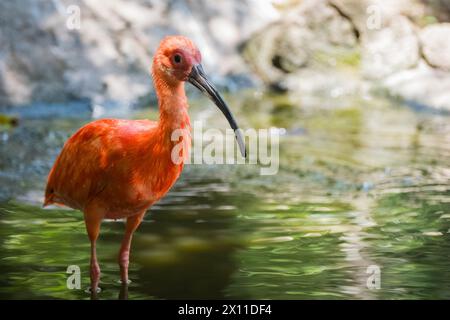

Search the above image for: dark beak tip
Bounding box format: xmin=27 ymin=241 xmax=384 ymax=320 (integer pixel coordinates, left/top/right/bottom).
xmin=189 ymin=64 xmax=247 ymax=160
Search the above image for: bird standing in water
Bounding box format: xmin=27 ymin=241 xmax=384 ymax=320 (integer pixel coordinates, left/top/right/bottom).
xmin=44 ymin=36 xmax=246 ymax=292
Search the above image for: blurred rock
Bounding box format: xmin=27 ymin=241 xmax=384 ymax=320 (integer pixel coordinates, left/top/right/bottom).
xmin=1 ymin=0 xmax=450 ymax=113
xmin=362 ymin=16 xmax=420 ymax=79
xmin=420 ymin=23 xmax=450 ymax=70
xmin=422 ymin=0 xmax=450 ymax=22
xmin=0 ymin=0 xmax=279 ymax=109
xmin=331 ymin=0 xmax=424 ymax=40
xmin=242 ymin=0 xmax=450 ymax=110
xmin=242 ymin=0 xmax=361 ymax=97
xmin=383 ymin=61 xmax=450 ymax=111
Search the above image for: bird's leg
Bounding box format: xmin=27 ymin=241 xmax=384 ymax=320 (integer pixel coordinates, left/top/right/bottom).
xmin=118 ymin=211 xmax=145 ymax=284
xmin=84 ymin=209 xmax=103 ymax=293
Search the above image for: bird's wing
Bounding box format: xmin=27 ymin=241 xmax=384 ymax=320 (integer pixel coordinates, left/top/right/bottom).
xmin=45 ymin=119 xmax=157 ymax=210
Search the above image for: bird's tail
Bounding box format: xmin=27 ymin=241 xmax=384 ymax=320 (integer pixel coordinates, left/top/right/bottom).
xmin=43 ymin=191 xmax=54 ymax=208
xmin=43 ymin=179 xmax=55 ymax=207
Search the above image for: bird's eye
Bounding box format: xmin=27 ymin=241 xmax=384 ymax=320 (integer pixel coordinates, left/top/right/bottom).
xmin=173 ymin=53 xmax=182 ymax=64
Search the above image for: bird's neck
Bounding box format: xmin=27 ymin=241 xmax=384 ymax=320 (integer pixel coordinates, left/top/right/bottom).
xmin=152 ymin=77 xmax=191 ymax=167
xmin=155 ymin=79 xmax=191 ymax=133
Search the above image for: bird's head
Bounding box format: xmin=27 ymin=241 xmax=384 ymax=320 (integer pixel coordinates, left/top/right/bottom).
xmin=153 ymin=35 xmax=201 ymax=84
xmin=152 ymin=35 xmax=246 ymax=158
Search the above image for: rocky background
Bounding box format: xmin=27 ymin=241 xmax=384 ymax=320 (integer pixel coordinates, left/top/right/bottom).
xmin=243 ymin=0 xmax=450 ymax=111
xmin=0 ymin=0 xmax=449 ymax=111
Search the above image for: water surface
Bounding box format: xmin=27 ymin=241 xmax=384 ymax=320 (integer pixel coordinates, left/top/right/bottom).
xmin=0 ymin=93 xmax=449 ymax=299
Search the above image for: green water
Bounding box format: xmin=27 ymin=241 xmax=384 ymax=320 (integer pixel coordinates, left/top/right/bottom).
xmin=0 ymin=93 xmax=449 ymax=299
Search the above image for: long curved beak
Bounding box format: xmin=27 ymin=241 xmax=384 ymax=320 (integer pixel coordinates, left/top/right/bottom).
xmin=188 ymin=64 xmax=247 ymax=158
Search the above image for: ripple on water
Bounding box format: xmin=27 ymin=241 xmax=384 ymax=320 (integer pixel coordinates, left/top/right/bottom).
xmin=1 ymin=96 xmax=450 ymax=299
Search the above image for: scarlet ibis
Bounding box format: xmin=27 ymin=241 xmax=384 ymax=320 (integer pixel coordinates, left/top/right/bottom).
xmin=44 ymin=35 xmax=246 ymax=292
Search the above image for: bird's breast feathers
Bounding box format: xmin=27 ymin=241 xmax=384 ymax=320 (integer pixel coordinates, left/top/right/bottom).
xmin=46 ymin=118 xmax=189 ymax=217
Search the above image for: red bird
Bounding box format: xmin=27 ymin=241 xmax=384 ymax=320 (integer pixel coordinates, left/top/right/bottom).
xmin=44 ymin=35 xmax=246 ymax=292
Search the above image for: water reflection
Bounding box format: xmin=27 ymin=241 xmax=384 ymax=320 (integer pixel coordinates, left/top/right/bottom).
xmin=0 ymin=94 xmax=449 ymax=299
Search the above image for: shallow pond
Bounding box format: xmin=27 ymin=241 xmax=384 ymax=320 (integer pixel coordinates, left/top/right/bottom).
xmin=0 ymin=92 xmax=449 ymax=299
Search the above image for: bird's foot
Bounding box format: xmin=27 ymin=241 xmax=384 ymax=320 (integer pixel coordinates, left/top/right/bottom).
xmin=89 ymin=261 xmax=101 ymax=297
xmin=118 ymin=278 xmax=132 ymax=285
xmin=119 ymin=266 xmax=130 ymax=285
xmin=84 ymin=286 xmax=102 ymax=294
